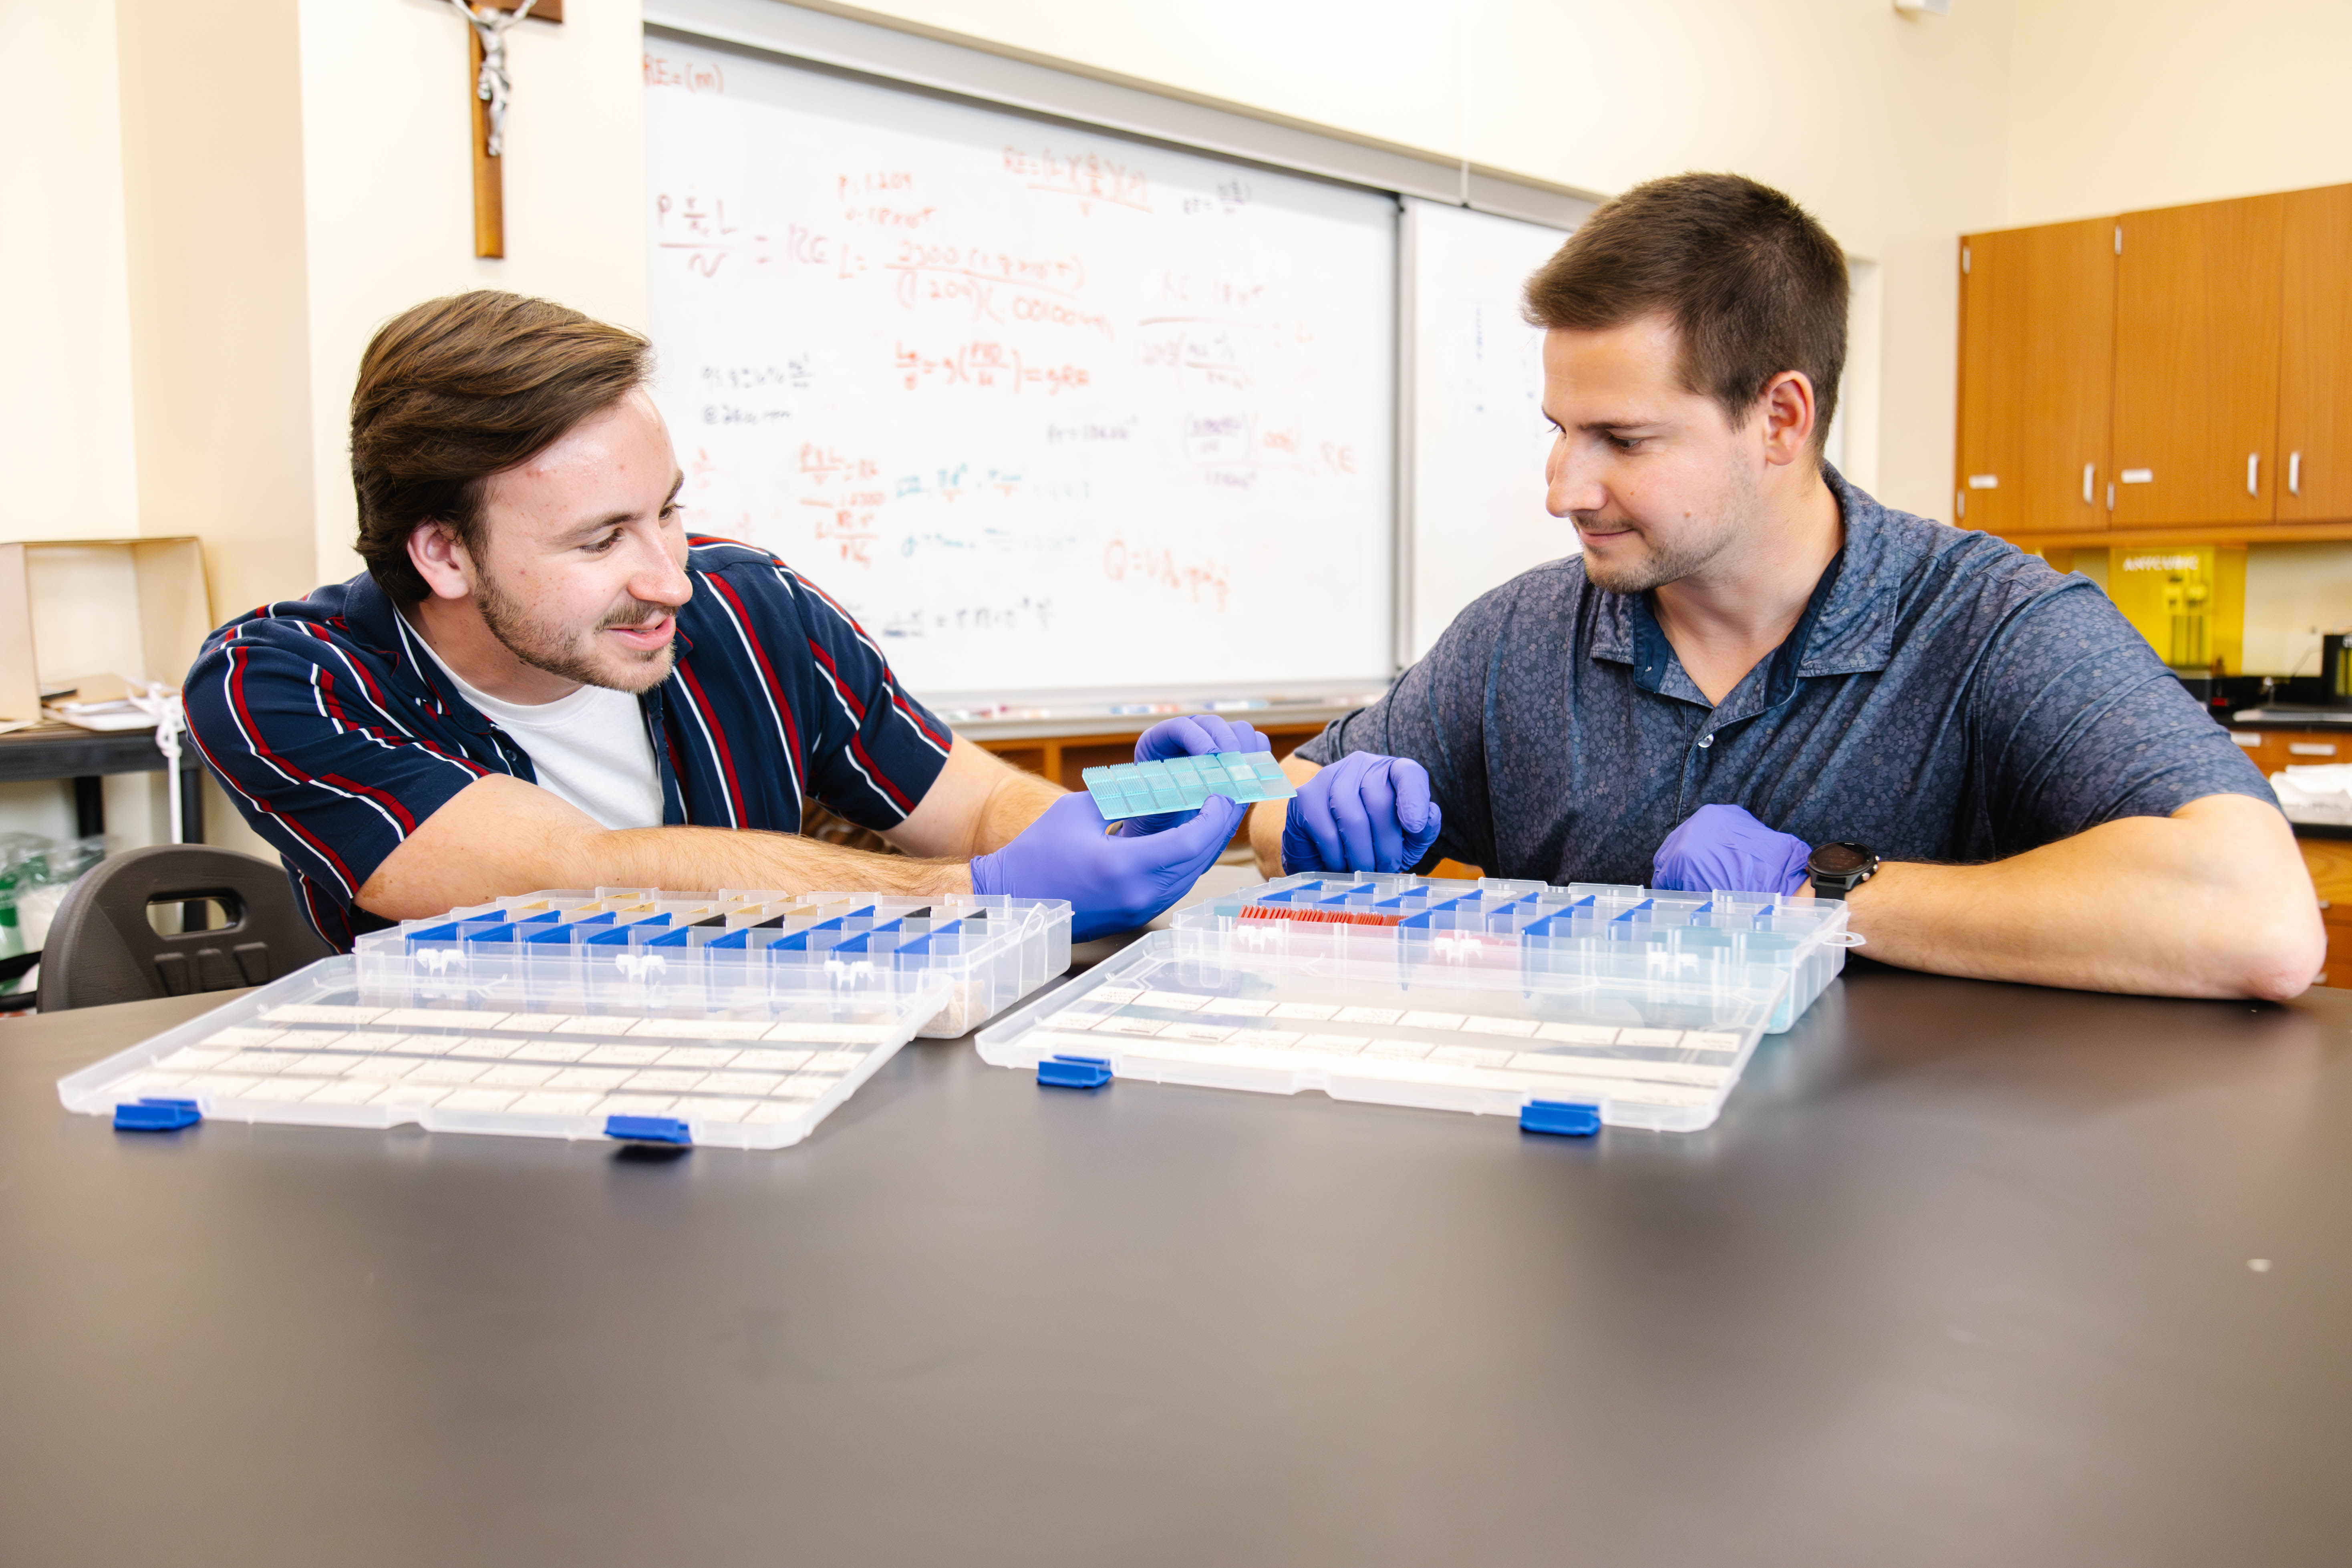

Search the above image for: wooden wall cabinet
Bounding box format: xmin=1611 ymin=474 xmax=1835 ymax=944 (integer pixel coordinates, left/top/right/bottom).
xmin=1955 ymin=218 xmax=2114 ymax=533
xmin=2111 ymin=194 xmax=2286 ymax=527
xmin=2279 ymin=184 xmax=2352 ymax=522
xmin=1957 ymin=180 xmax=2352 ymax=544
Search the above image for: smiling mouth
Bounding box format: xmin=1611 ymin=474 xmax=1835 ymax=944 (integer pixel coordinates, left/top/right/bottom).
xmin=603 ymin=616 xmax=674 ymax=649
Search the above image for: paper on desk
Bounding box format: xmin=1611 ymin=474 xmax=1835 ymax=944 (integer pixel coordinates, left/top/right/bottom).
xmin=42 ymin=674 xmax=178 ymax=733
xmin=44 ymin=702 xmax=158 ymax=732
xmin=2271 ymin=764 xmax=2352 ymax=825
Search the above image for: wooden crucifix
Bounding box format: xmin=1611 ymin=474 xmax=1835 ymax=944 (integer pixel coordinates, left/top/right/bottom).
xmin=448 ymin=0 xmax=562 ymax=258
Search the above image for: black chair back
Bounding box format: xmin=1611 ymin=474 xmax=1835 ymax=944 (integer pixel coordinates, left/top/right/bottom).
xmin=35 ymin=845 xmax=332 ymax=1012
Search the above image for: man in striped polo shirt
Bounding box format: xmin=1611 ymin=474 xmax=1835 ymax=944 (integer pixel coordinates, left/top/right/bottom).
xmin=184 ymin=292 xmax=1243 ymax=948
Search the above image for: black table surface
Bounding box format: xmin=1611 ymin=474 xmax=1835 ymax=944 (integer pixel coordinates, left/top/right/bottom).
xmin=0 ymin=723 xmax=172 ymax=782
xmin=4 ymin=962 xmax=2350 ymax=1566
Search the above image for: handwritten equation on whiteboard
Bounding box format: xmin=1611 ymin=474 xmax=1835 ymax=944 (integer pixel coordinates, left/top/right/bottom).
xmin=643 ymin=43 xmax=1395 ymax=694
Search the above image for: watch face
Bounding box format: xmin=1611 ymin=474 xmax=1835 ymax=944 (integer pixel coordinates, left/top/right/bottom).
xmin=1811 ymin=841 xmax=1873 ymax=876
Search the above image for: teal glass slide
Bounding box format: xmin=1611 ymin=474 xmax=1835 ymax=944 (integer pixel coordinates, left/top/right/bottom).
xmin=1081 ymin=751 xmax=1297 ymax=821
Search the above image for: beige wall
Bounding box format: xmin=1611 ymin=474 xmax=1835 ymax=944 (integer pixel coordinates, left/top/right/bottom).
xmin=2246 ymin=547 xmax=2352 ymax=677
xmin=115 ymin=0 xmax=318 ymax=622
xmin=2008 ymin=0 xmax=2352 ymax=226
xmin=296 ymin=0 xmax=649 ymax=586
xmin=0 ymin=0 xmax=140 ymax=541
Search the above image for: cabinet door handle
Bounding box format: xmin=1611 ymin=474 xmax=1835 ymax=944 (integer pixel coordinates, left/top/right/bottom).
xmin=2248 ymin=453 xmax=2261 ymax=496
xmin=2289 ymin=742 xmax=2338 ymax=757
xmin=2082 ymin=463 xmax=2095 ymax=503
xmin=2290 ymin=451 xmax=2302 ymax=496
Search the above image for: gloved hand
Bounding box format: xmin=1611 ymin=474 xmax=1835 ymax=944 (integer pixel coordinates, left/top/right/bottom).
xmin=1118 ymin=713 xmax=1272 ymax=836
xmin=1651 ymin=803 xmax=1812 ymax=896
xmin=972 ymin=789 xmax=1245 ymax=942
xmin=1281 ymin=751 xmax=1444 ymax=875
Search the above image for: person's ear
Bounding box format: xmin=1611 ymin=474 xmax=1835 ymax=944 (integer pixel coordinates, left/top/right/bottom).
xmin=408 ymin=520 xmax=477 ymax=602
xmin=1757 ymin=370 xmax=1818 ymax=467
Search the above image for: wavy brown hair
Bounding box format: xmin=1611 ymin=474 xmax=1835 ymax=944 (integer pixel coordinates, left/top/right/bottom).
xmin=350 ymin=291 xmax=653 ymax=602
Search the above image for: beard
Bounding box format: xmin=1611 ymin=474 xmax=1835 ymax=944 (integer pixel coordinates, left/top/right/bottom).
xmin=1576 ymin=458 xmax=1762 ymax=595
xmin=1578 ymin=521 xmax=1735 ymax=595
xmin=475 ymin=569 xmax=676 ymax=694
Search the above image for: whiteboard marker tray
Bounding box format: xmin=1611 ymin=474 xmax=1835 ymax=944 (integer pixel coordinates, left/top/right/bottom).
xmin=976 ymin=930 xmax=1791 ymax=1134
xmin=59 ymin=956 xmax=950 ymax=1151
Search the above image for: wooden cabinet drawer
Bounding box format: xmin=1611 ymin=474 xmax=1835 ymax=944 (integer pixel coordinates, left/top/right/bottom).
xmin=2227 ymin=727 xmax=2350 ymax=768
xmin=2322 ymin=918 xmax=2352 ymax=989
xmin=2305 ymin=840 xmax=2352 ymax=988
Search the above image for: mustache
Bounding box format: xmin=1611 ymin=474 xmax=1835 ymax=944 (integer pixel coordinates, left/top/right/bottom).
xmin=597 ymin=600 xmax=671 ymax=630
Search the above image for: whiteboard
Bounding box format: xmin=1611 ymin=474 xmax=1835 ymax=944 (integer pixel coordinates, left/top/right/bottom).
xmin=644 ymin=38 xmax=1397 ymax=702
xmin=1403 ymin=198 xmax=1583 ymax=664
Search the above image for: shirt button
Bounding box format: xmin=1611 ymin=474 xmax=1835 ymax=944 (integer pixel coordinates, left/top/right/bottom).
xmin=1697 ymin=733 xmax=1714 ymax=749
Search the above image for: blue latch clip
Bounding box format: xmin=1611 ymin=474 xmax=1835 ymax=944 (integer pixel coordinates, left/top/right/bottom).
xmin=115 ymin=1097 xmax=202 ymax=1132
xmin=1520 ymin=1100 xmax=1601 ymax=1137
xmin=605 ymin=1114 xmax=692 ymax=1145
xmin=1037 ymin=1054 xmax=1113 ymax=1089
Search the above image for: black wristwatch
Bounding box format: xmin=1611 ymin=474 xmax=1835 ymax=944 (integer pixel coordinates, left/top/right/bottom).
xmin=1806 ymin=841 xmax=1879 ymax=900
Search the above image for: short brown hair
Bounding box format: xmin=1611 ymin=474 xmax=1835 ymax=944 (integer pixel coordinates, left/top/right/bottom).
xmin=350 ymin=291 xmax=653 ymax=602
xmin=1524 ymin=173 xmax=1848 ymax=453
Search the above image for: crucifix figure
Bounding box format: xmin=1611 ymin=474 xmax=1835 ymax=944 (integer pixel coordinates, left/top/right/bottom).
xmin=447 ymin=0 xmax=560 ymax=259
xmin=449 ymin=0 xmax=534 ymax=157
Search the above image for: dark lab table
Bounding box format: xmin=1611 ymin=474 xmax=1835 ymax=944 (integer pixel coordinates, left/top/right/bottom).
xmin=0 ymin=722 xmax=205 ymax=840
xmin=3 ymin=962 xmax=2350 ymax=1567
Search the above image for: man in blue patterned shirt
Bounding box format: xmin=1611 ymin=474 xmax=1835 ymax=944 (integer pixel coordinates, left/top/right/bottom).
xmin=1252 ymin=174 xmax=2322 ymax=1000
xmin=187 ymin=292 xmax=1239 ymax=946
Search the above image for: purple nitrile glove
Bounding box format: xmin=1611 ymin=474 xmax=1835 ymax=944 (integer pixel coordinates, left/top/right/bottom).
xmin=1281 ymin=751 xmax=1445 ymax=875
xmin=1650 ymin=803 xmax=1812 ymax=896
xmin=1116 ymin=713 xmax=1273 ymax=836
xmin=972 ymin=789 xmax=1245 ymax=942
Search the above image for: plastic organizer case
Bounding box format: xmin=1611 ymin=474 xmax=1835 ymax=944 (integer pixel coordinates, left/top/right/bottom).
xmin=1081 ymin=751 xmax=1296 ymax=821
xmin=60 ymin=887 xmax=1072 ymax=1151
xmin=975 ymin=874 xmax=1859 ymax=1133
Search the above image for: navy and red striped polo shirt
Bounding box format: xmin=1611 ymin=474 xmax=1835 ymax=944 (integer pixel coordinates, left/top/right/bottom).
xmin=183 ymin=537 xmax=953 ymax=950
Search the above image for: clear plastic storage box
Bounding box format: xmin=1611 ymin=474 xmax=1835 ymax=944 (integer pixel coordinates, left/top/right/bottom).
xmin=976 ymin=874 xmax=1856 ymax=1133
xmin=355 ymin=887 xmax=1071 ymax=1039
xmin=61 ymin=887 xmax=1071 ymax=1150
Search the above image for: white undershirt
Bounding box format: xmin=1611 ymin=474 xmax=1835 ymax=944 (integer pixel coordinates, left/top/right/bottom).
xmin=407 ymin=623 xmax=665 ymax=831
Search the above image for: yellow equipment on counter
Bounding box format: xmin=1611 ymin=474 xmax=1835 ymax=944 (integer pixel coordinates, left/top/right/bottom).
xmin=2106 ymin=545 xmax=2246 ymax=674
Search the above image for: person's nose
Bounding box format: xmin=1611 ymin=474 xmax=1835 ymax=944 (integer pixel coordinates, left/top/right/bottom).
xmin=629 ymin=531 xmax=693 ymax=609
xmin=1545 ymin=434 xmax=1605 ymax=519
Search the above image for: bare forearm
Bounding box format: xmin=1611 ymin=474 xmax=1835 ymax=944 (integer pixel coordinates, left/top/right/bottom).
xmin=357 ymin=775 xmax=970 ymax=920
xmin=570 ymin=823 xmax=968 ymax=899
xmin=1845 ymin=795 xmax=2323 ymax=1001
xmin=973 ymin=766 xmax=1063 ymax=856
xmin=882 ymin=735 xmax=1063 ymax=859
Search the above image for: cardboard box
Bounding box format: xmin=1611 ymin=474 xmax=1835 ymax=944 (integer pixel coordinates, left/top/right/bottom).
xmin=0 ymin=538 xmax=214 ymax=722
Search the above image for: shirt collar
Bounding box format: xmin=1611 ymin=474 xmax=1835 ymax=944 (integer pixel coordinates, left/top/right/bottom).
xmin=1797 ymin=465 xmax=1902 ymax=678
xmin=1584 ymin=463 xmax=1903 ymax=682
xmin=326 ymin=572 xmax=469 ymax=721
